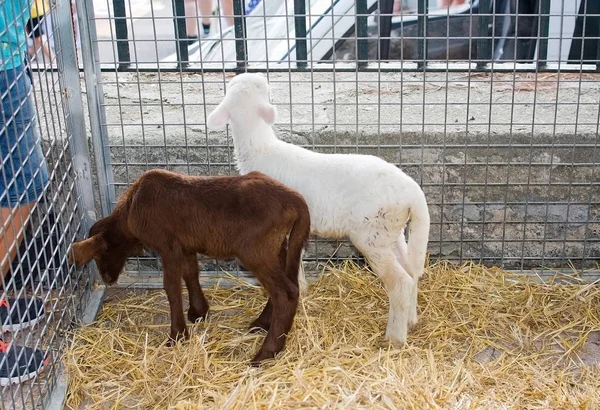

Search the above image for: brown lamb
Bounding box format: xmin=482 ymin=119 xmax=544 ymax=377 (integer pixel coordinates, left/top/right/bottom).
xmin=68 ymin=169 xmax=311 ymax=365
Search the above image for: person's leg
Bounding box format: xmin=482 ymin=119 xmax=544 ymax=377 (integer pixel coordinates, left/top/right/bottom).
xmin=26 ymin=17 xmax=38 ymax=58
xmin=0 ymin=65 xmax=49 ymax=385
xmin=199 ymin=0 xmax=213 ymax=36
xmin=27 ymin=16 xmax=52 ymax=61
xmin=185 ymin=0 xmax=213 ymax=41
xmin=184 ymin=0 xmax=200 ymax=38
xmin=0 ymin=204 xmax=34 ymax=279
xmin=220 ymin=0 xmax=234 ymax=28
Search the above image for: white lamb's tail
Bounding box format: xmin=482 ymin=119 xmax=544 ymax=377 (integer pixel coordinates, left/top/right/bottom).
xmin=406 ymin=193 xmax=431 ymax=279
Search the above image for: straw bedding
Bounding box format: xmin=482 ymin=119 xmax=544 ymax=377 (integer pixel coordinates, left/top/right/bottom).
xmin=64 ymin=261 xmax=600 ymax=409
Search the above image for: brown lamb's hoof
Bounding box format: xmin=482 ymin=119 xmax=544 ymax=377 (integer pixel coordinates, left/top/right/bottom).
xmin=167 ymin=328 xmax=189 ymax=347
xmin=250 ymin=349 xmax=277 ymax=367
xmin=188 ymin=308 xmax=208 ymax=324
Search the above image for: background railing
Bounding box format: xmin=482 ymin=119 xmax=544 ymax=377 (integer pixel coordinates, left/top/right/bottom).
xmin=98 ymin=0 xmax=600 ymax=72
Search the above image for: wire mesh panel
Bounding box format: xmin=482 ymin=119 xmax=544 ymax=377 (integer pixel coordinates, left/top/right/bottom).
xmin=79 ymin=0 xmax=600 ymax=286
xmin=0 ymin=0 xmax=95 ymax=407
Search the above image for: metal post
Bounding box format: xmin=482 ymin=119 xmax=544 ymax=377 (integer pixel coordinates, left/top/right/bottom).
xmin=417 ymin=0 xmax=428 ymax=69
xmin=233 ymin=0 xmax=248 ymax=71
xmin=57 ymin=0 xmax=98 ymax=261
xmin=294 ymin=0 xmax=308 ymax=68
xmin=75 ymin=0 xmax=117 ymax=218
xmin=356 ymin=0 xmax=368 ymax=68
xmin=537 ymin=0 xmax=551 ymax=68
xmin=597 ymin=14 xmax=600 ymax=72
xmin=379 ymin=0 xmax=394 ymax=60
xmin=172 ymin=0 xmax=189 ymax=68
xmin=112 ymin=0 xmax=131 ymax=70
xmin=477 ymin=0 xmax=491 ymax=69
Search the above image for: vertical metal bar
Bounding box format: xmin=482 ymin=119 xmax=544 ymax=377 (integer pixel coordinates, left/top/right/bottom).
xmin=597 ymin=17 xmax=600 ymax=72
xmin=233 ymin=0 xmax=247 ymax=71
xmin=294 ymin=0 xmax=308 ymax=68
xmin=477 ymin=0 xmax=491 ymax=69
xmin=57 ymin=0 xmax=98 ymax=253
xmin=537 ymin=0 xmax=551 ymax=68
xmin=172 ymin=0 xmax=189 ymax=67
xmin=379 ymin=0 xmax=394 ymax=60
xmin=356 ymin=0 xmax=368 ymax=68
xmin=76 ymin=0 xmax=116 ymax=217
xmin=417 ymin=0 xmax=428 ymax=69
xmin=112 ymin=0 xmax=131 ymax=70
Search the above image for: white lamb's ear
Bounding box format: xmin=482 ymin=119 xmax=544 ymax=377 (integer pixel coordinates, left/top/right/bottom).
xmin=206 ymin=103 xmax=231 ymax=129
xmin=258 ymin=103 xmax=277 ymax=125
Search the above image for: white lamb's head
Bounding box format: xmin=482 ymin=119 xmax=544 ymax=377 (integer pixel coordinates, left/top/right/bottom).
xmin=207 ymin=73 xmax=277 ymax=129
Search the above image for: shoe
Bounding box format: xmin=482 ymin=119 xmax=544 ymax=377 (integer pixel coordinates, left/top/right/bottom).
xmin=201 ymin=23 xmax=211 ymax=37
xmin=245 ymin=0 xmax=261 ymax=14
xmin=180 ymin=35 xmax=199 ymax=46
xmin=0 ymin=340 xmax=47 ymax=386
xmin=0 ymin=298 xmax=45 ymax=332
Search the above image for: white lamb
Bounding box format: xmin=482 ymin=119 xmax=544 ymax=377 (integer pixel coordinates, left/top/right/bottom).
xmin=206 ymin=73 xmax=430 ymax=344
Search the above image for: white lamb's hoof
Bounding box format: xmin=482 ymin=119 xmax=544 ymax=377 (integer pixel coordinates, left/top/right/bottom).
xmin=384 ymin=327 xmax=408 ymax=347
xmin=408 ymin=311 xmax=418 ymax=328
xmin=378 ymin=337 xmax=407 ymax=349
xmin=298 ymin=278 xmax=309 ymax=296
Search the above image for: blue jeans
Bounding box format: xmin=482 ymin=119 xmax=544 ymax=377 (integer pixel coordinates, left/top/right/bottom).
xmin=0 ymin=64 xmax=49 ymax=208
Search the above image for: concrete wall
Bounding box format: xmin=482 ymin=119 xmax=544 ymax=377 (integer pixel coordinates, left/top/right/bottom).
xmin=67 ymin=70 xmax=599 ymax=278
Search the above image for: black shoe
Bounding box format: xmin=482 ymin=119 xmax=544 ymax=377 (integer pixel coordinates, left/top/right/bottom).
xmin=0 ymin=340 xmax=47 ymax=386
xmin=0 ymin=298 xmax=45 ymax=332
xmin=181 ymin=35 xmax=199 ymax=46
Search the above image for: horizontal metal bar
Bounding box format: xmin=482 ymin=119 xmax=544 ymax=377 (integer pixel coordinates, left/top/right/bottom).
xmin=93 ymin=58 xmax=600 ymax=73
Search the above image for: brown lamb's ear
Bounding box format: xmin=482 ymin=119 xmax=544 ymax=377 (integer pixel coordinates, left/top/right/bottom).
xmin=68 ymin=235 xmax=106 ymax=266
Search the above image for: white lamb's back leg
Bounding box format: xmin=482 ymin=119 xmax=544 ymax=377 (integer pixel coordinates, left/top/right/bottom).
xmin=352 ymin=232 xmax=414 ymax=344
xmin=298 ymin=248 xmax=309 ymax=295
xmin=395 ymin=229 xmax=418 ymax=327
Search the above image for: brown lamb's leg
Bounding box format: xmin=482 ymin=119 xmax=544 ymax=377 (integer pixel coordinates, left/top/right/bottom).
xmin=247 ymin=255 xmax=299 ymax=366
xmin=249 ymin=299 xmax=272 ymax=333
xmin=161 ymin=254 xmax=189 ymax=346
xmin=249 ymin=241 xmax=288 ymax=333
xmin=181 ymin=253 xmax=209 ymax=323
xmin=249 ymin=241 xmax=298 ymax=333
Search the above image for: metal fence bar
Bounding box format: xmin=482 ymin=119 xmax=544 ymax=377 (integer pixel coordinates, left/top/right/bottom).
xmin=294 ymin=0 xmax=308 ymax=68
xmin=233 ymin=0 xmax=248 ymax=70
xmin=112 ymin=0 xmax=131 ymax=70
xmin=379 ymin=0 xmax=394 ymax=61
xmin=477 ymin=0 xmax=491 ymax=69
xmin=417 ymin=0 xmax=428 ymax=69
xmin=356 ymin=0 xmax=368 ymax=68
xmin=76 ymin=0 xmax=600 ymax=279
xmin=537 ymin=0 xmax=551 ymax=68
xmin=55 ymin=4 xmax=97 ymax=236
xmin=75 ymin=0 xmax=117 ymax=218
xmin=597 ymin=17 xmax=600 ymax=72
xmin=172 ymin=0 xmax=189 ymax=67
